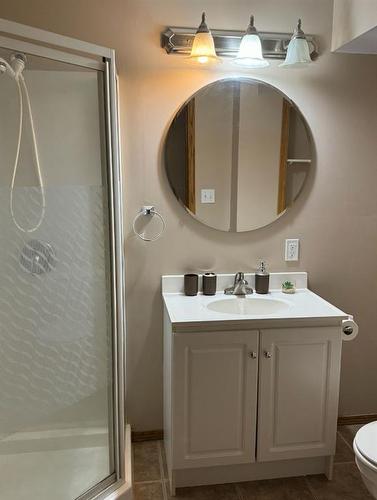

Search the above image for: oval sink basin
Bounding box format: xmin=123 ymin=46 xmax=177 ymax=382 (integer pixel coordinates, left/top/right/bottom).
xmin=206 ymin=297 xmax=291 ymax=316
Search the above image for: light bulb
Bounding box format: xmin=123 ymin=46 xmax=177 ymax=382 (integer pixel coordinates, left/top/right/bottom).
xmin=197 ymin=56 xmax=209 ymax=64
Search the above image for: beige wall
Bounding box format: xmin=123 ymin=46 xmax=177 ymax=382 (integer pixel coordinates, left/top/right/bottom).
xmin=1 ymin=0 xmax=377 ymax=431
xmin=195 ymin=85 xmax=233 ymax=230
xmin=332 ymin=0 xmax=377 ymax=51
xmin=237 ymin=85 xmax=283 ymax=231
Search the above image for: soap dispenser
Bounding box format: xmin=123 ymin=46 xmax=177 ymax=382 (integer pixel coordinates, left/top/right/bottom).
xmin=255 ymin=260 xmax=269 ymax=294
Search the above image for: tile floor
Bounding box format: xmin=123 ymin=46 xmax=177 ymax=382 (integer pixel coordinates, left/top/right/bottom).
xmin=132 ymin=425 xmax=373 ymax=500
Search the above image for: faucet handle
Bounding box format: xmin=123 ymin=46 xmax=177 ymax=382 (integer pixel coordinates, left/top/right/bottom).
xmin=234 ymin=271 xmax=246 ymax=284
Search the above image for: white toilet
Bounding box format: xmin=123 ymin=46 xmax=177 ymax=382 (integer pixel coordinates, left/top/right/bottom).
xmin=354 ymin=421 xmax=377 ymax=498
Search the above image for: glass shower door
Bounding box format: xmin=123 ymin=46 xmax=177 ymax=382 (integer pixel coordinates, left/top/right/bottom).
xmin=0 ymin=48 xmax=117 ymax=500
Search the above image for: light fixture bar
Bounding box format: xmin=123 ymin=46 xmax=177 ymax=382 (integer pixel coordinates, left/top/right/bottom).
xmin=161 ymin=27 xmax=317 ymax=60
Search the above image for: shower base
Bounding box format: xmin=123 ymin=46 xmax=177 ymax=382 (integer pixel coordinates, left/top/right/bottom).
xmin=0 ymin=425 xmax=111 ymax=500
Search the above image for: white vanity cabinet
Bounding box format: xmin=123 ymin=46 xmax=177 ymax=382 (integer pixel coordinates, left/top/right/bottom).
xmin=172 ymin=330 xmax=259 ymax=469
xmin=169 ymin=325 xmax=341 ymax=469
xmin=164 ymin=319 xmax=343 ymax=491
xmin=257 ymin=327 xmax=342 ymax=462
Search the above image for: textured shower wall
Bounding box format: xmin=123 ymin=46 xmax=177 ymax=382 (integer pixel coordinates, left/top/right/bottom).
xmin=0 ymin=70 xmax=111 ymax=432
xmin=0 ymin=186 xmax=110 ymax=432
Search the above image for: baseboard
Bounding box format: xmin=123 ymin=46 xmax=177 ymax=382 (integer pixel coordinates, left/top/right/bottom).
xmin=132 ymin=430 xmax=163 ymax=442
xmin=338 ymin=414 xmax=377 ymax=426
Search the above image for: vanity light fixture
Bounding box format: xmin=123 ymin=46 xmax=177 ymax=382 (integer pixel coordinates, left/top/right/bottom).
xmin=233 ymin=15 xmax=269 ymax=68
xmin=161 ymin=21 xmax=317 ymax=63
xmin=188 ymin=12 xmax=221 ymax=64
xmin=280 ymin=19 xmax=312 ymax=67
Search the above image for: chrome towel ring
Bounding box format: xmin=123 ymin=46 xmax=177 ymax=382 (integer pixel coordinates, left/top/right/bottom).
xmin=132 ymin=205 xmax=166 ymax=242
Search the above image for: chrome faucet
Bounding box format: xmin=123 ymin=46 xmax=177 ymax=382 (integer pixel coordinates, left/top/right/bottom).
xmin=224 ymin=272 xmax=253 ymax=295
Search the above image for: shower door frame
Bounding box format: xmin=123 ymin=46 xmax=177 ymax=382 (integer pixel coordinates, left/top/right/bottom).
xmin=0 ymin=18 xmax=127 ymax=500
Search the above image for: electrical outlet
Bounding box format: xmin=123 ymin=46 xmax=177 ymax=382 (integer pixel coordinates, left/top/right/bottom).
xmin=201 ymin=189 xmax=215 ymax=204
xmin=285 ymin=239 xmax=300 ymax=261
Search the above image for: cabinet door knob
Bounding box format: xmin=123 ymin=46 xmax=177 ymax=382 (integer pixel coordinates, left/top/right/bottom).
xmin=249 ymin=351 xmax=257 ymax=359
xmin=264 ymin=351 xmax=272 ymax=358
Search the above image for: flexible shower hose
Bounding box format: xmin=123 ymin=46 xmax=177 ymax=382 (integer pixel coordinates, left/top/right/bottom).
xmin=2 ymin=57 xmax=45 ymax=232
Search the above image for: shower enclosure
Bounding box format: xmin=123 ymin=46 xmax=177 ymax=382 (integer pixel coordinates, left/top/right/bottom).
xmin=0 ymin=19 xmax=128 ymax=500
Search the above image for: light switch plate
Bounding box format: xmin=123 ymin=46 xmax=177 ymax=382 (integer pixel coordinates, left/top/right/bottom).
xmin=285 ymin=239 xmax=300 ymax=261
xmin=201 ymin=189 xmax=215 ymax=204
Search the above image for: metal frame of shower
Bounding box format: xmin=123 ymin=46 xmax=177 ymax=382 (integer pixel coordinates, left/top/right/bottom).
xmin=0 ymin=18 xmax=128 ymax=500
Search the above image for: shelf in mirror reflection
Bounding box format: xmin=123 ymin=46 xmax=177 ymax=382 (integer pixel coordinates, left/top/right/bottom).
xmin=287 ymin=158 xmax=312 ymax=164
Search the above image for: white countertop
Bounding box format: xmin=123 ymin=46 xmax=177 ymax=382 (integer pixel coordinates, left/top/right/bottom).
xmin=163 ymin=288 xmax=348 ymax=328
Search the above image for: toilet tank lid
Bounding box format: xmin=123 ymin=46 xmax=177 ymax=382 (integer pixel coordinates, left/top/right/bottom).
xmin=354 ymin=421 xmax=377 ymax=466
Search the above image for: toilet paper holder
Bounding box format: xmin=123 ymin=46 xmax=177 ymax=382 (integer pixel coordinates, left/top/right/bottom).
xmin=341 ymin=315 xmax=359 ymax=341
xmin=343 ymin=325 xmax=354 ymax=336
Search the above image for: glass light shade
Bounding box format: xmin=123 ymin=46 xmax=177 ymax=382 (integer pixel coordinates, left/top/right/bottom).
xmin=188 ymin=32 xmax=220 ymax=64
xmin=280 ymin=37 xmax=311 ymax=67
xmin=233 ymin=34 xmax=269 ymax=68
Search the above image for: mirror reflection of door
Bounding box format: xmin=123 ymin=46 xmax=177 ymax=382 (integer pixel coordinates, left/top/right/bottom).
xmin=165 ymin=79 xmax=313 ymax=232
xmin=278 ymin=99 xmax=292 ymax=215
xmin=187 ymin=100 xmax=196 ymax=213
xmin=277 ymin=99 xmax=312 ymax=215
xmin=165 ymin=100 xmax=196 ymax=213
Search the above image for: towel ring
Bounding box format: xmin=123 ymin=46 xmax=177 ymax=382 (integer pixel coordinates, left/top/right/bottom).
xmin=132 ymin=205 xmax=166 ymax=242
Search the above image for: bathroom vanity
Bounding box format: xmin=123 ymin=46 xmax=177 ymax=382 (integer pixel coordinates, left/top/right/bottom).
xmin=162 ymin=273 xmax=350 ymax=494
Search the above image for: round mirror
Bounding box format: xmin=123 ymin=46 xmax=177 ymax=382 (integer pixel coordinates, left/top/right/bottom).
xmin=165 ymin=78 xmax=313 ymax=232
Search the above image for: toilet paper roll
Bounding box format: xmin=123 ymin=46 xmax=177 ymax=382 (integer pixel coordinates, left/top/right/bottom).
xmin=342 ymin=315 xmax=359 ymax=341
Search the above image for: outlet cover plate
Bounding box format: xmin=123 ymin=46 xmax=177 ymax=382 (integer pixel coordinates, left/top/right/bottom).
xmin=285 ymin=238 xmax=300 ymax=261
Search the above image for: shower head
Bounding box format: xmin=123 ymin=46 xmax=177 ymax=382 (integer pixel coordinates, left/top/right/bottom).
xmin=0 ymin=56 xmax=16 ymax=79
xmin=0 ymin=53 xmax=26 ymax=80
xmin=10 ymin=53 xmax=26 ymax=79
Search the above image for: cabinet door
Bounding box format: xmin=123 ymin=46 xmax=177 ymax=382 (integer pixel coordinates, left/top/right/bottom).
xmin=173 ymin=330 xmax=259 ymax=469
xmin=257 ymin=327 xmax=342 ymax=462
